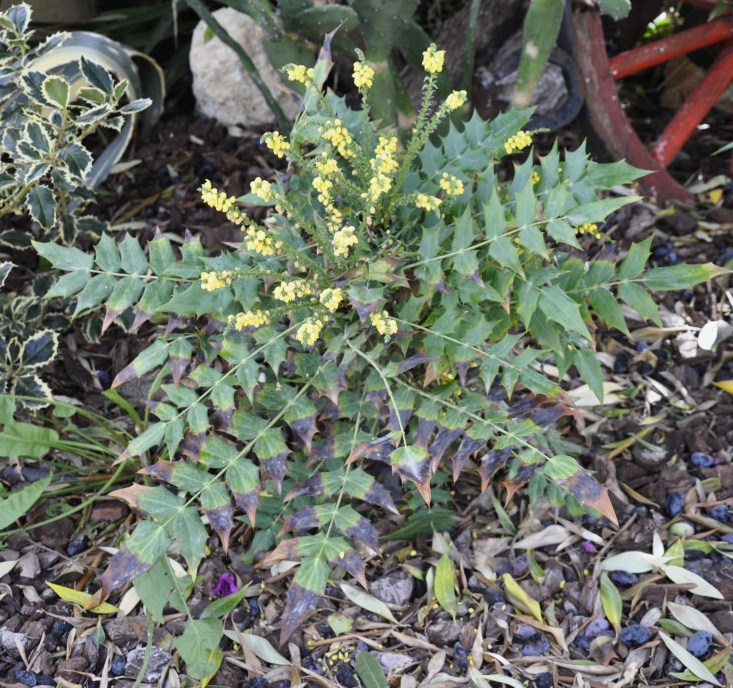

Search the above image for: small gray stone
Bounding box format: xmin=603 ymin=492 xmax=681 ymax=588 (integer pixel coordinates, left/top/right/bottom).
xmin=370 ymin=571 xmax=414 ymax=607
xmin=373 ymin=651 xmax=413 ymax=674
xmin=124 ymin=647 xmax=171 ymax=683
xmin=426 ymin=618 xmax=463 ymax=646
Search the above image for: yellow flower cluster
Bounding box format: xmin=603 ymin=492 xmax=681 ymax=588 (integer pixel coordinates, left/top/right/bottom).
xmin=333 ymin=225 xmax=358 ymax=258
xmin=263 ymin=131 xmax=290 ymax=159
xmin=415 ymin=193 xmax=442 ymax=211
xmin=244 ymin=227 xmax=278 ymax=255
xmin=531 ymin=170 xmax=541 ymax=186
xmin=576 ymin=222 xmax=603 ymax=240
xmin=373 ymin=136 xmax=399 ymax=175
xmin=200 ymin=270 xmax=233 ymax=292
xmin=439 ymin=173 xmax=464 ymax=196
xmin=251 ymin=177 xmax=272 ymax=202
xmin=320 ymin=288 xmax=344 ymax=313
xmin=445 ymin=90 xmax=467 ymax=111
xmin=296 ymin=317 xmax=325 ymax=346
xmin=201 ymin=180 xmax=236 ymax=213
xmin=422 ymin=44 xmax=445 ymax=74
xmin=438 ymin=370 xmax=456 ymax=384
xmin=273 ymin=280 xmax=311 ymax=303
xmin=315 ymin=155 xmax=339 ymax=176
xmin=229 ymin=310 xmax=271 ymax=330
xmin=353 ymin=61 xmax=374 ymax=89
xmin=370 ymin=310 xmax=398 ymax=338
xmin=312 ymin=176 xmax=333 ymax=205
xmin=325 ymin=206 xmax=343 ymax=233
xmin=367 ymin=173 xmax=392 ymax=202
xmin=322 ymin=119 xmax=354 ymax=159
xmin=285 ymin=64 xmax=314 ymax=84
xmin=504 ymin=130 xmax=533 ymax=155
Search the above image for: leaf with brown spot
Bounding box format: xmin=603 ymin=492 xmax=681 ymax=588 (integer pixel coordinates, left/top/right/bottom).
xmin=452 ymin=435 xmax=486 ymax=482
xmin=346 ymin=436 xmax=395 ymax=464
xmin=478 ymin=447 xmax=513 ymax=490
xmin=102 ymin=308 xmax=123 ymax=334
xmin=501 ymin=463 xmax=537 ymax=505
xmin=289 ymin=416 xmax=317 ymax=453
xmin=180 ymin=432 xmax=205 ymax=461
xmin=362 ymin=481 xmax=399 ymax=515
xmin=428 ymin=426 xmax=462 ymax=468
xmin=390 ymin=445 xmax=432 ymax=504
xmin=280 ymin=506 xmax=321 ymax=535
xmin=387 ymin=406 xmax=413 ymax=433
xmin=280 ymin=555 xmax=328 ymax=645
xmin=334 ymin=549 xmax=367 ymax=589
xmin=347 ymin=284 xmax=382 ymax=322
xmin=108 ymin=484 xmax=153 ymax=510
xmin=111 ymin=339 xmax=169 ymax=389
xmin=559 ymin=468 xmax=618 ymax=527
xmin=205 ymin=505 xmax=234 ymax=552
xmin=283 ymin=474 xmax=324 ymax=503
xmin=138 ymin=460 xmax=175 ymax=483
xmin=254 ymin=428 xmax=290 ymax=493
xmin=414 ymin=417 xmax=436 ymax=448
xmin=344 ymin=515 xmax=380 ymax=553
xmin=390 ymin=353 xmax=434 ymax=376
xmin=259 ymin=538 xmax=300 ymax=566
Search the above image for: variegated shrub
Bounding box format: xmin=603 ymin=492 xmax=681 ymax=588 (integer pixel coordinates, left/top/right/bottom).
xmin=0 ymin=2 xmax=152 ymax=247
xmin=33 ymin=37 xmax=728 ymax=677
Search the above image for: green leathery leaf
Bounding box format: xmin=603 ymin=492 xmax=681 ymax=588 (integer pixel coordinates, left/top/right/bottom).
xmin=538 ymin=285 xmax=590 ymax=338
xmin=134 ymin=558 xmax=190 ymax=622
xmin=175 ymin=617 xmax=223 ymax=681
xmin=25 ymin=185 xmax=56 ymax=229
xmin=73 ymin=274 xmax=115 ymax=316
xmin=597 ymin=0 xmax=631 ymax=20
xmin=566 ymin=196 xmax=639 ymax=224
xmin=33 ymin=240 xmax=93 ymax=271
xmin=46 ymin=270 xmax=89 ymax=298
xmin=119 ymin=234 xmax=148 ymax=274
xmin=599 ymin=572 xmax=622 ymax=629
xmin=20 ymin=330 xmax=58 ymax=369
xmin=643 ymin=263 xmax=731 ymax=291
xmin=41 ymin=75 xmax=70 ymax=108
xmin=542 ymin=454 xmax=578 ymax=481
xmin=0 ymin=473 xmax=52 ymax=531
xmin=571 ymin=347 xmax=604 ymax=403
xmin=121 ymin=422 xmax=166 ymax=459
xmin=0 ymin=261 xmax=13 ymax=288
xmin=587 ymin=287 xmax=630 ymax=335
xmin=618 ymin=236 xmax=653 ymax=281
xmin=111 ymin=338 xmax=169 ymax=388
xmin=0 ymin=422 xmax=58 ymax=459
xmin=356 ymin=651 xmax=388 ymax=688
xmin=435 ymin=553 xmax=458 ymax=619
xmin=618 ymin=282 xmax=661 ymax=325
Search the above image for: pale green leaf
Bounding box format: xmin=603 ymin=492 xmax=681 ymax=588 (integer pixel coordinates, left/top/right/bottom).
xmin=435 ymin=553 xmax=458 ymax=619
xmin=340 ymin=582 xmax=397 ymax=623
xmin=658 ymin=632 xmax=722 ymax=686
xmin=0 ymin=473 xmax=52 ymax=531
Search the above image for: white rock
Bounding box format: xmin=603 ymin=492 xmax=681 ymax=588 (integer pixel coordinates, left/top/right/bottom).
xmin=189 ymin=8 xmax=300 ymax=127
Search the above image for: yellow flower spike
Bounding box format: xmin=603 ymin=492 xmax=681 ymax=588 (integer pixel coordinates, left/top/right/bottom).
xmin=415 ymin=193 xmax=442 ymax=212
xmin=370 ymin=310 xmax=398 ymax=339
xmin=244 ymin=227 xmax=276 ymax=255
xmin=296 ymin=317 xmax=325 ymax=347
xmin=504 ymin=130 xmax=533 ymax=155
xmin=439 ymin=173 xmax=464 ymax=196
xmin=320 ymin=288 xmax=344 ymax=313
xmin=367 ymin=174 xmax=392 ymax=202
xmin=273 ymin=280 xmax=311 ymax=303
xmin=200 ymin=271 xmax=233 ymax=292
xmin=284 ymin=64 xmax=309 ymax=83
xmin=353 ymin=61 xmax=374 ymax=89
xmin=229 ymin=310 xmax=271 ymax=330
xmin=312 ymin=176 xmax=333 ymax=204
xmin=200 ymin=180 xmax=237 ymax=214
xmin=422 ymin=44 xmax=445 ymax=74
xmin=332 ymin=225 xmax=358 ymax=258
xmin=263 ymin=131 xmax=290 ymax=159
xmin=445 ymin=89 xmax=467 ymax=111
xmin=315 ymin=155 xmax=339 ymax=176
xmin=250 ymin=177 xmax=272 ymax=203
xmin=322 ymin=121 xmax=355 ymax=159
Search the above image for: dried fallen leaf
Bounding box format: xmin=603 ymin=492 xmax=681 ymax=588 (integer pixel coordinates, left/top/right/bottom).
xmin=667 ymin=602 xmax=721 ymax=636
xmin=659 ymin=632 xmax=722 ymax=686
xmin=340 ymin=582 xmax=398 ymax=623
xmin=502 ymin=573 xmax=542 ymax=623
xmin=47 ymin=583 xmax=118 ymax=614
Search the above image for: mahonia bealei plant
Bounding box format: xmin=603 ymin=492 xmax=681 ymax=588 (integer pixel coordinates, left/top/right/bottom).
xmin=32 ymin=38 xmax=730 ymax=672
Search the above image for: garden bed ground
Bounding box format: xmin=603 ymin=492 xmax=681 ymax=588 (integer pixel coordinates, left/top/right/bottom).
xmin=2 ymin=77 xmax=733 ymax=688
